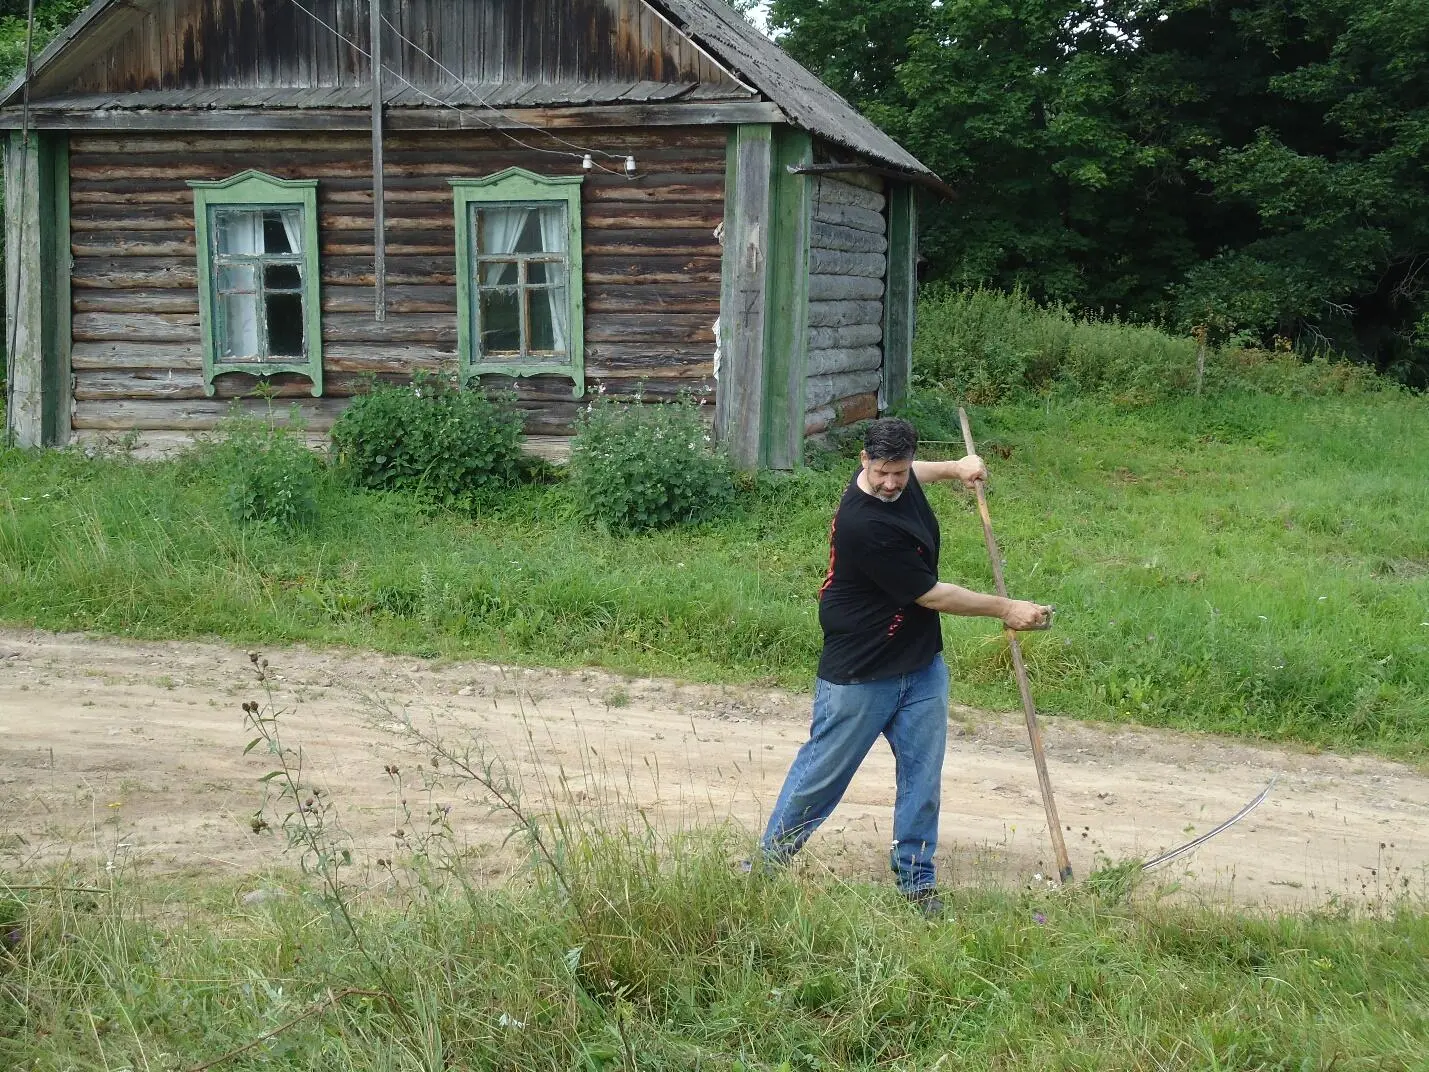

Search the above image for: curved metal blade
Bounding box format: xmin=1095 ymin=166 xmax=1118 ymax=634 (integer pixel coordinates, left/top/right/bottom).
xmin=1141 ymin=776 xmax=1279 ymax=872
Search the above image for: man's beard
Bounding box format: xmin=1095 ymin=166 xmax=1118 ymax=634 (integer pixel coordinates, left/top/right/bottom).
xmin=874 ymin=489 xmax=903 ymax=503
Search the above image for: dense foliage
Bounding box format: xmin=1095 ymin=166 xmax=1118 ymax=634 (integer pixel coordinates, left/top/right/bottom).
xmin=569 ymin=392 xmax=735 ymax=533
xmin=328 ymin=377 xmax=524 ymax=506
xmin=771 ymin=0 xmax=1429 ymax=384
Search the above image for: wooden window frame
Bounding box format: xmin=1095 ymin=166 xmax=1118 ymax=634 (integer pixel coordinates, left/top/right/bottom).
xmin=452 ymin=168 xmax=584 ymax=398
xmin=189 ymin=170 xmax=323 ymax=397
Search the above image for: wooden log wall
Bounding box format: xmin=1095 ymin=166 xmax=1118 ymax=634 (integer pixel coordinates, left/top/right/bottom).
xmin=66 ymin=126 xmax=724 ymax=449
xmin=802 ymin=172 xmax=886 ymax=438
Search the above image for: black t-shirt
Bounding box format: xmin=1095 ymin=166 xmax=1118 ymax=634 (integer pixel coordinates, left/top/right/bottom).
xmin=816 ymin=469 xmax=942 ymax=683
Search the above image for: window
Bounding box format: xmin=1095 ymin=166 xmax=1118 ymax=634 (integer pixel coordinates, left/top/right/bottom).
xmin=452 ymin=168 xmax=584 ymax=398
xmin=190 ymin=171 xmax=322 ymax=396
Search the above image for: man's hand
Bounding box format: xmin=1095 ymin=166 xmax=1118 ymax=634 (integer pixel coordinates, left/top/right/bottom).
xmin=1001 ymin=600 xmax=1052 ymax=631
xmin=953 ymin=454 xmax=987 ymax=488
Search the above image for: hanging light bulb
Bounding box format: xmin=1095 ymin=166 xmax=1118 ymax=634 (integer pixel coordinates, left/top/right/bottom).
xmin=582 ymin=153 xmax=593 ymax=171
xmin=624 ymin=156 xmax=637 ymax=175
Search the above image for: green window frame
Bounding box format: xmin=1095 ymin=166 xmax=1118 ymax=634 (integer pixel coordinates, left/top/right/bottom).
xmin=452 ymin=168 xmax=584 ymax=398
xmin=189 ymin=170 xmax=323 ymax=397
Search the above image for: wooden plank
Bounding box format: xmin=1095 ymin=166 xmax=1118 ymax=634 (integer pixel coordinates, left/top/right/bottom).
xmin=10 ymin=102 xmax=787 ymax=132
xmin=584 ymin=286 xmax=720 ymax=315
xmin=881 ymin=183 xmax=916 ymax=410
xmin=73 ymin=312 xmax=202 ymax=342
xmin=72 ymin=289 xmax=200 ymax=314
xmin=761 ymin=126 xmax=812 ymax=470
xmin=585 ymin=314 xmax=714 ymax=344
xmin=808 ymin=274 xmax=885 ymax=302
xmin=74 ymin=368 xmax=412 ymax=401
xmin=715 ymin=124 xmax=770 ymax=470
xmin=812 ymin=201 xmax=886 ymax=235
xmin=322 ymin=312 xmax=458 ymax=343
xmin=72 ymin=397 xmax=350 ymax=431
xmin=809 ymin=323 xmax=882 ymax=349
xmin=47 ymin=134 xmax=72 ymax=447
xmin=71 ymin=341 xmax=205 ymax=370
xmin=321 ymin=285 xmax=456 ymax=314
xmin=812 ymin=177 xmax=885 ymax=211
xmin=6 ymin=132 xmax=51 ymax=445
xmin=370 ymin=0 xmax=386 ymax=322
xmin=808 ymin=300 xmax=884 ymax=328
xmin=811 ymin=222 xmax=888 ymax=254
xmin=804 ymin=370 xmax=882 ymax=411
xmin=806 ymin=346 xmax=882 ymax=377
xmin=809 ymin=249 xmax=886 ymax=278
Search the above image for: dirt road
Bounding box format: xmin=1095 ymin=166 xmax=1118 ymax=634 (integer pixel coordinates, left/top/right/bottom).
xmin=1 ymin=628 xmax=1424 ymax=909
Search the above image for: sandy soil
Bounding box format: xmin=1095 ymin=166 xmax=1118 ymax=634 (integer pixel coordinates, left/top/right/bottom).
xmin=1 ymin=628 xmax=1425 ymax=909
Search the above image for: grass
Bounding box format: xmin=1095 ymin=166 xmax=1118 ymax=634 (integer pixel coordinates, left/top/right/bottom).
xmin=3 ymin=831 xmax=1427 ymax=1071
xmin=3 ymin=389 xmax=1426 ymax=759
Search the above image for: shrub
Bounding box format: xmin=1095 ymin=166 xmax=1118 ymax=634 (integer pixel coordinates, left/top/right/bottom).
xmin=201 ymin=412 xmax=323 ymax=531
xmin=329 ymin=375 xmax=524 ymax=506
xmin=569 ymin=392 xmax=734 ymax=533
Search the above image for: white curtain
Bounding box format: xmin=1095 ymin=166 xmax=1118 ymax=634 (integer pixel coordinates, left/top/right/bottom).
xmin=222 ymin=211 xmax=263 ymax=358
xmin=478 ymin=206 xmax=530 ymax=286
xmin=278 ymin=209 xmax=303 ymax=256
xmin=537 ymin=204 xmax=568 ymax=353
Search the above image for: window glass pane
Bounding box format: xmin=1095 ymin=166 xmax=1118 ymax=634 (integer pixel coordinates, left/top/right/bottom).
xmin=263 ymin=210 xmax=302 ymax=255
xmin=527 ymin=261 xmax=567 ymax=286
xmin=479 ymin=289 xmax=521 ymax=353
xmin=266 ymin=293 xmax=305 ymax=356
xmin=214 ymin=209 xmax=263 ymax=255
xmin=265 ymin=263 xmax=302 ymax=290
xmin=528 ymin=288 xmax=566 ymax=353
xmin=513 ymin=212 xmax=545 ymax=254
xmin=476 ymin=206 xmax=532 ymax=256
xmin=219 ymin=291 xmax=261 ymax=358
xmin=217 ymin=264 xmax=258 ymax=294
xmin=480 ymin=260 xmax=518 ymax=287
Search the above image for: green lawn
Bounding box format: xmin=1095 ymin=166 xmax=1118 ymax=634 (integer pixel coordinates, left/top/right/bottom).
xmin=2 ymin=391 xmax=1426 ymax=757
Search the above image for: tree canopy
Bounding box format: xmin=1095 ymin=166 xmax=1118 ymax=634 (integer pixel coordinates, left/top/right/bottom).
xmin=772 ymin=0 xmax=1429 ymax=383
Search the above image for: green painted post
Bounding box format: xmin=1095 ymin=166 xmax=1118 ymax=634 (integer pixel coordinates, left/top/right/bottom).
xmin=882 ymin=182 xmax=917 ymax=411
xmin=760 ymin=128 xmax=812 ymax=469
xmin=42 ymin=134 xmax=71 ymax=446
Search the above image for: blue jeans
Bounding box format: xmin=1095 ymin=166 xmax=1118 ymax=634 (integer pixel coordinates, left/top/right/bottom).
xmin=760 ymin=654 xmax=950 ymax=893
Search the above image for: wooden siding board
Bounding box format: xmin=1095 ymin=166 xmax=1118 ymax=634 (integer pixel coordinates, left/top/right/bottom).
xmin=62 ymin=126 xmax=724 ymax=440
xmin=761 ymin=126 xmax=811 ymax=470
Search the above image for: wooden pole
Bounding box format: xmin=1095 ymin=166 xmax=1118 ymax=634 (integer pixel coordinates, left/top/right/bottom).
xmin=369 ymin=0 xmax=386 ymax=321
xmin=958 ymin=406 xmax=1074 ymax=883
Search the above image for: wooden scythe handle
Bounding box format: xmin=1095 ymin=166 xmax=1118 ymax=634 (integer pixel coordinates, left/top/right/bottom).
xmin=957 ymin=407 xmax=1074 ymax=883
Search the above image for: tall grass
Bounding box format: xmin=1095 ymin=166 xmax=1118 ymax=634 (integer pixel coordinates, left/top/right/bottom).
xmin=914 ymin=286 xmax=1381 ymax=404
xmin=3 ymin=834 xmax=1426 ymax=1070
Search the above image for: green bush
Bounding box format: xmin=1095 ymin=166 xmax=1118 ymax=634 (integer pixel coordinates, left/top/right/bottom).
xmin=200 ymin=412 xmax=323 ymax=531
xmin=569 ymin=392 xmax=734 ymax=533
xmin=329 ymin=375 xmax=523 ymax=505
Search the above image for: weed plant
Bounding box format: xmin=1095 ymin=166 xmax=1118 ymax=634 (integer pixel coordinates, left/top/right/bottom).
xmin=569 ymin=391 xmax=735 ymax=533
xmin=192 ymin=411 xmax=325 ymax=531
xmin=329 ymin=375 xmax=524 ymax=507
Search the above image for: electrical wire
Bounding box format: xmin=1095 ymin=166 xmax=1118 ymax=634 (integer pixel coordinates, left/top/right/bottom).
xmin=288 ymin=0 xmax=630 ymax=176
xmin=377 ymin=13 xmax=628 ymax=164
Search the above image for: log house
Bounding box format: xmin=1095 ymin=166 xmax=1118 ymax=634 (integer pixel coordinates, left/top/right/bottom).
xmin=1 ymin=0 xmax=945 ymax=468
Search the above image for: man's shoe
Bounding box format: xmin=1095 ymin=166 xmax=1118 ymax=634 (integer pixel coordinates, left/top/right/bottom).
xmin=904 ymin=887 xmax=944 ymax=918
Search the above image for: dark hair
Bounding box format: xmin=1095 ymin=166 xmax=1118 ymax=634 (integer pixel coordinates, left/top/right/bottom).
xmin=863 ymin=417 xmax=918 ymax=461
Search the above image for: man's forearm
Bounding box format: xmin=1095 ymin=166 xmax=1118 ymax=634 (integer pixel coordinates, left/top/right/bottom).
xmin=915 ymin=582 xmax=1009 ymax=618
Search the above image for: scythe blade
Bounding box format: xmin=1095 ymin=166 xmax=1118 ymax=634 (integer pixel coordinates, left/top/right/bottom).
xmin=1141 ymin=776 xmax=1279 ymax=872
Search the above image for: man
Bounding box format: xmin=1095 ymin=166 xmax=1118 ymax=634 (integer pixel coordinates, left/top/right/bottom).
xmin=759 ymin=417 xmax=1051 ymax=913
